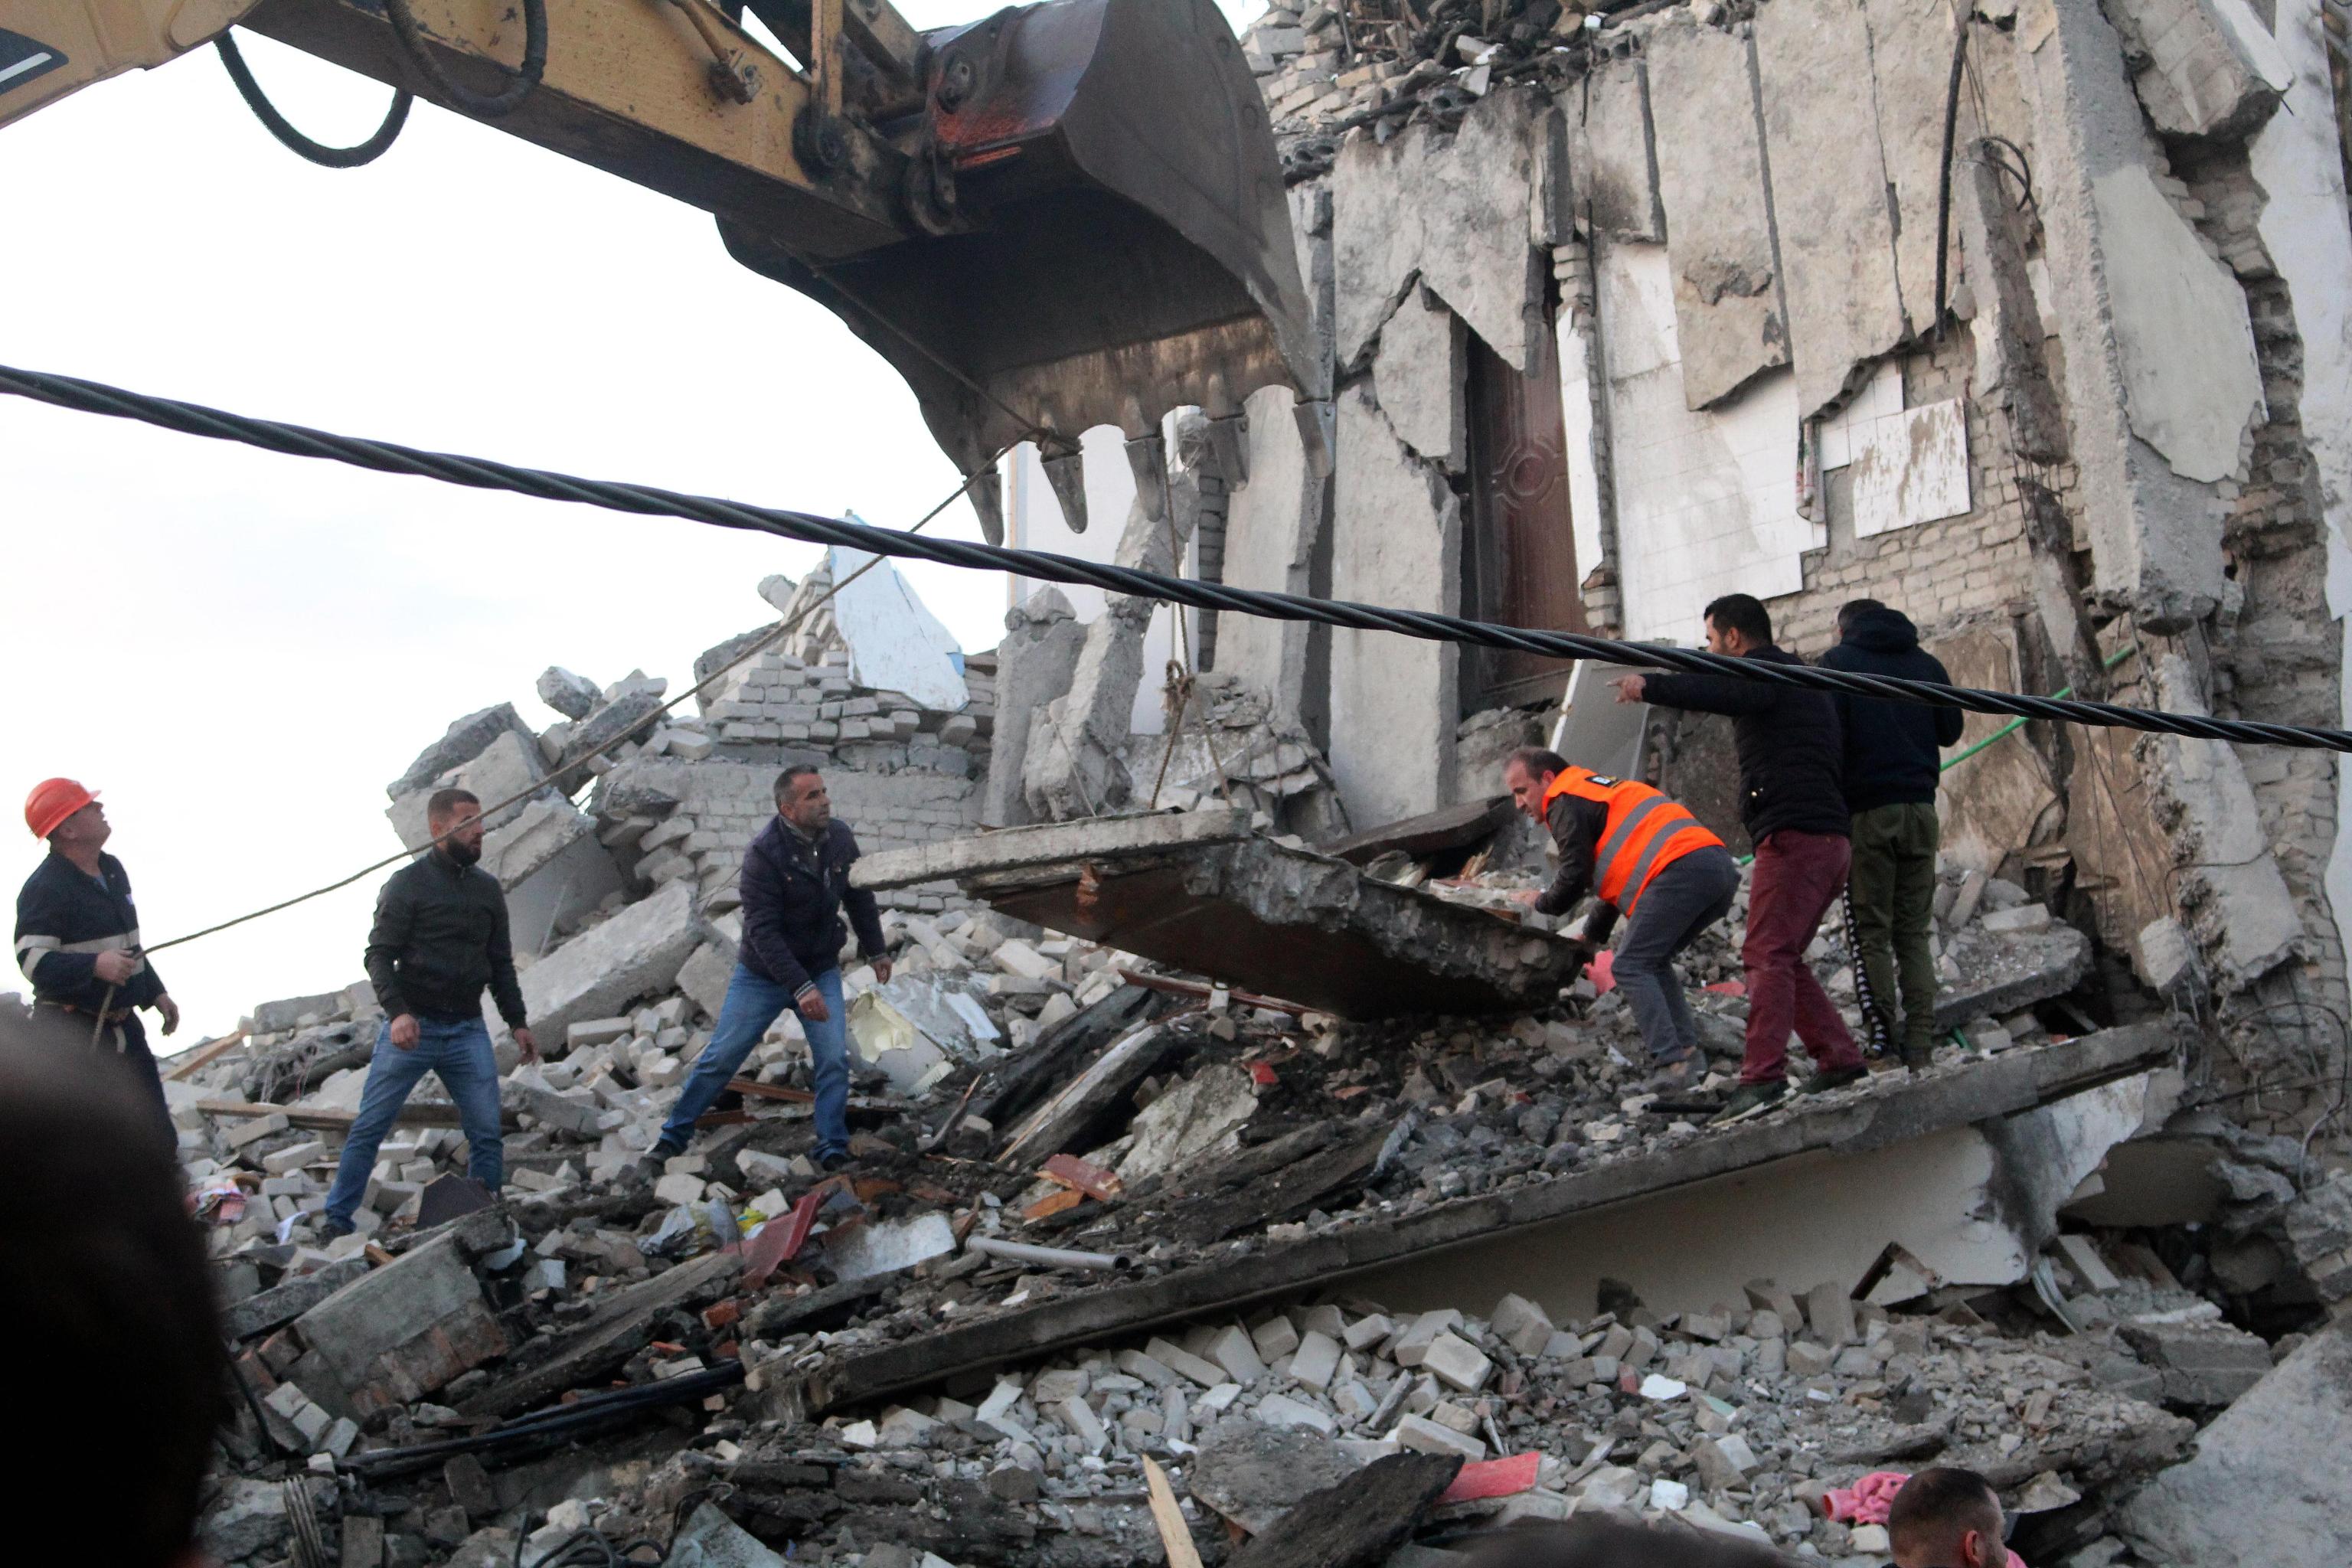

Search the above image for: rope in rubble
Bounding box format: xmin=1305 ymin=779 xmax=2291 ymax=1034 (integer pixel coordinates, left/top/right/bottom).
xmin=7 ymin=361 xmax=2340 ymax=752
xmin=130 ymin=459 xmax=993 ymax=958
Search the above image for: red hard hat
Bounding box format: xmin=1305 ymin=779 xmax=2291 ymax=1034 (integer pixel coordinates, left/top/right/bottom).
xmin=24 ymin=778 xmax=97 ymax=841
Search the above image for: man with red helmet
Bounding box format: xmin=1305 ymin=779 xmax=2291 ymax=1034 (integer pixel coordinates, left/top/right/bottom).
xmin=14 ymin=779 xmax=180 ymax=1142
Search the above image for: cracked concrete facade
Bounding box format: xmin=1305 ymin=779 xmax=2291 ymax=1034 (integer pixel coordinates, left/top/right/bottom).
xmin=1178 ymin=0 xmax=2352 ymax=1145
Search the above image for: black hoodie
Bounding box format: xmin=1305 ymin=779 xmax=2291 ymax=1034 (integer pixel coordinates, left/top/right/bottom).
xmin=1817 ymin=606 xmax=1965 ymax=813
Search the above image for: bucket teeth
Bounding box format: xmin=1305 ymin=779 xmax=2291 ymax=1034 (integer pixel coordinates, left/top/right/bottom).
xmin=1044 ymin=448 xmax=1089 ymax=535
xmin=1125 ymin=432 xmax=1170 ymax=524
xmin=964 ymin=467 xmax=1005 ymax=547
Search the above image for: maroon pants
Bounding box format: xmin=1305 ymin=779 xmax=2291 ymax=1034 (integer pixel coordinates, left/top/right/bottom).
xmin=1740 ymin=828 xmax=1864 ymax=1084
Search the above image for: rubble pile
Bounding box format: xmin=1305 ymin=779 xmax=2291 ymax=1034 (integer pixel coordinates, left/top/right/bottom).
xmin=1240 ymin=0 xmax=1604 ymax=179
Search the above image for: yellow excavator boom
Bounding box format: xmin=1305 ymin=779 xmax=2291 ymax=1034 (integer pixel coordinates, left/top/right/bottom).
xmin=0 ymin=0 xmax=1319 ymax=538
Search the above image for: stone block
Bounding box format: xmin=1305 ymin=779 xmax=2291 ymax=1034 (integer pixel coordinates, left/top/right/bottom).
xmin=1391 ymin=1308 xmax=1463 ymax=1367
xmin=1785 ymin=1341 xmax=1837 ymax=1378
xmin=1290 ymin=1331 xmax=1342 ymax=1392
xmin=1256 ymin=1393 xmax=1338 ymax=1434
xmin=1420 ymin=1331 xmax=1492 ymax=1393
xmin=1392 ymin=1413 xmax=1485 ymax=1461
xmin=1056 ymin=1396 xmax=1109 ymax=1456
xmin=654 ymin=1173 xmax=707 ymax=1206
xmin=1980 ymin=903 xmax=2054 ymax=935
xmin=390 ymin=704 xmax=537 ymax=799
xmin=1207 ymin=1324 xmax=1268 ymax=1387
xmin=537 ymin=667 xmax=602 ymax=720
xmin=1147 ymin=1337 xmax=1230 ymax=1390
xmin=1116 ymin=1349 xmax=1179 ymax=1389
xmin=1801 ymin=1282 xmax=1856 ymax=1347
xmin=1489 ymin=1293 xmax=1556 ymax=1358
xmin=1252 ymin=1315 xmax=1302 ymax=1361
xmin=1344 ymin=1313 xmax=1396 ymax=1351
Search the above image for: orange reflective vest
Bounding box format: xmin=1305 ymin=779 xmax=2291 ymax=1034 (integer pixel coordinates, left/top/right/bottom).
xmin=1540 ymin=767 xmax=1724 ymax=915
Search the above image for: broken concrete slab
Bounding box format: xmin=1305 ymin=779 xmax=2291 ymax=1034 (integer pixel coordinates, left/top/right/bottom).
xmin=388 ymin=729 xmax=554 ymax=849
xmin=1574 ymin=53 xmax=1664 ymax=243
xmin=666 ymin=1501 xmax=786 ymax=1568
xmin=1861 ymin=0 xmax=1966 ymax=335
xmin=1323 ymin=797 xmax=1514 ymax=867
xmin=462 ymin=1249 xmax=740 ymax=1419
xmin=818 ymin=547 xmax=969 ymax=714
xmin=287 ymin=1232 xmax=508 ymax=1419
xmin=1932 ymin=918 xmax=2092 ymax=1031
xmin=1753 ymin=0 xmax=1908 ymax=418
xmin=1328 ymin=384 xmax=1462 ymax=831
xmin=1334 ymin=87 xmax=1556 ymax=376
xmin=1227 ymin=1452 xmax=1462 ymax=1568
xmin=1645 ymin=15 xmax=1788 ymax=408
xmin=2114 ymin=1318 xmax=2352 ymax=1567
xmin=1116 ymin=1063 xmax=1259 ymax=1184
xmin=854 ymin=812 xmax=1585 ymax=1019
xmin=765 ymin=1024 xmax=2180 ymax=1422
xmin=221 ymin=1255 xmax=370 ymax=1341
xmin=2111 ymin=0 xmax=2290 ymax=138
xmin=517 ymin=878 xmax=699 ymax=1046
xmin=389 ymin=703 xmax=538 ymax=799
xmin=1187 ymin=1419 xmax=1359 ymax=1534
xmin=1373 ymin=285 xmax=1467 ymax=471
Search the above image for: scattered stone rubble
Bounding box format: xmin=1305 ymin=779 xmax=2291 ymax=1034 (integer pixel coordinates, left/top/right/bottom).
xmin=135 ymin=558 xmax=2344 ymax=1568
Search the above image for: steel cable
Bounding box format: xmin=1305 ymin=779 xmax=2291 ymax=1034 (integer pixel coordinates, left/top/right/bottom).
xmin=2 ymin=360 xmax=2346 ymax=753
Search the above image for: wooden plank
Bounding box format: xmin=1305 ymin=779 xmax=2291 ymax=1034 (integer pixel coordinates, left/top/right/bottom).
xmin=1118 ymin=969 xmax=1312 ymax=1018
xmin=164 ymin=1030 xmax=247 ymax=1081
xmin=1144 ymin=1455 xmax=1206 ymax=1568
xmin=459 ymin=1250 xmax=742 ymax=1419
xmin=196 ymin=1098 xmax=516 ymax=1132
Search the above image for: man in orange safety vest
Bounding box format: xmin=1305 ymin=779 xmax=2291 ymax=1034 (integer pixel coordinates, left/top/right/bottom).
xmin=1507 ymin=747 xmax=1740 ymax=1090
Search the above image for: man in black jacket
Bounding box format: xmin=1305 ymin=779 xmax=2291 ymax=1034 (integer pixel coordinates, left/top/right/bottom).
xmin=14 ymin=779 xmax=181 ymax=1146
xmin=322 ymin=788 xmax=537 ymax=1237
xmin=1613 ymin=593 xmax=1866 ymax=1121
xmin=1821 ymin=600 xmax=1965 ymax=1069
xmin=650 ymin=766 xmax=890 ymax=1170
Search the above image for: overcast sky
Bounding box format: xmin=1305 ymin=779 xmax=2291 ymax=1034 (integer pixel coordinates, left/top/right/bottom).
xmin=2 ymin=2 xmax=1263 ymax=1045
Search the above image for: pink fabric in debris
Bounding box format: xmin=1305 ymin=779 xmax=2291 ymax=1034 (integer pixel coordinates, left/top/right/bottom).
xmin=1825 ymin=1470 xmax=1910 ymax=1525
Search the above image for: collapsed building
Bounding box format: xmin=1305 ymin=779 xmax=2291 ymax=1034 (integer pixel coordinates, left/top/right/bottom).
xmin=105 ymin=2 xmax=2352 ymax=1565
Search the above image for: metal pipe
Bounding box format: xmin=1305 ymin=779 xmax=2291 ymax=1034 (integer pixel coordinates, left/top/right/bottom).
xmin=965 ymin=1235 xmax=1132 ymax=1272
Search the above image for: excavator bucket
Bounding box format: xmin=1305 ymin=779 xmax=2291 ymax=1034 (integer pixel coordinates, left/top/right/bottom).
xmin=722 ymin=0 xmax=1321 ymax=534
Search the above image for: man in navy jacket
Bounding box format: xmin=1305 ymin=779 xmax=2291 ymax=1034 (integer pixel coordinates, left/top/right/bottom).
xmin=1820 ymin=599 xmax=1965 ymax=1069
xmin=649 ymin=766 xmax=890 ymax=1169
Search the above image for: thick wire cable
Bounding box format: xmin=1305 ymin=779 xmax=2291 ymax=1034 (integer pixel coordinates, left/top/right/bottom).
xmin=3 ymin=360 xmax=2347 ymax=755
xmin=383 ymin=0 xmax=547 ymax=117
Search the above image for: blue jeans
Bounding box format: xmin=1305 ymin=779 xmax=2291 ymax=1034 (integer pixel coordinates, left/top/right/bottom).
xmin=659 ymin=965 xmax=848 ymax=1158
xmin=323 ymin=1015 xmax=505 ymax=1229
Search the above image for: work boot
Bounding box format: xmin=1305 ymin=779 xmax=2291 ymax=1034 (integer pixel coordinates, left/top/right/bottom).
xmin=1798 ymin=1063 xmax=1867 ymax=1095
xmin=1900 ymin=1043 xmax=1933 ymax=1074
xmin=1709 ymin=1080 xmax=1788 ymax=1125
xmin=319 ymin=1216 xmax=354 ymax=1241
xmin=816 ymin=1149 xmax=855 ymax=1174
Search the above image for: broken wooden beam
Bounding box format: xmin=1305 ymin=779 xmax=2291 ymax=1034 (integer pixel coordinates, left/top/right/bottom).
xmin=762 ymin=1021 xmax=2183 ymax=1419
xmin=197 ymin=1099 xmax=519 ymax=1132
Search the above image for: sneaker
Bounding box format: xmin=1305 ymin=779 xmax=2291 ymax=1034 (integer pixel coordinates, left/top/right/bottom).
xmin=1709 ymin=1080 xmax=1788 ymax=1125
xmin=1798 ymin=1063 xmax=1867 ymax=1095
xmin=319 ymin=1217 xmax=354 ymax=1241
xmin=815 ymin=1150 xmax=854 ymax=1173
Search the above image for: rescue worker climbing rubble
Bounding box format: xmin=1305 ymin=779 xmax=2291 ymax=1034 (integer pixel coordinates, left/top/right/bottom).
xmin=13 ymin=777 xmax=180 ymax=1145
xmin=1505 ymin=746 xmax=1738 ymax=1091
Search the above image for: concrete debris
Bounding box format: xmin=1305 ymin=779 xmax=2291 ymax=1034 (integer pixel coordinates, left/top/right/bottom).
xmin=855 ymin=810 xmax=1586 ymax=1018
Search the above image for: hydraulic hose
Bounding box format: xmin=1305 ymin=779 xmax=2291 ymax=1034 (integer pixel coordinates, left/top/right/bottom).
xmin=216 ymin=34 xmax=411 ymax=169
xmin=382 ymin=0 xmax=547 ymax=117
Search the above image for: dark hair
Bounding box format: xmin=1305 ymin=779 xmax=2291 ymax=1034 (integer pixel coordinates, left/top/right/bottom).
xmin=1465 ymin=1514 xmax=1795 ymax=1568
xmin=1889 ymin=1467 xmax=2004 ymax=1557
xmin=1838 ymin=598 xmax=1886 ymax=632
xmin=1703 ymin=593 xmax=1773 ymax=645
xmin=775 ymin=764 xmax=822 ymax=802
xmin=0 ymin=1013 xmax=227 ymax=1564
xmin=426 ymin=786 xmax=481 ymax=823
xmin=1505 ymin=746 xmax=1570 ymax=779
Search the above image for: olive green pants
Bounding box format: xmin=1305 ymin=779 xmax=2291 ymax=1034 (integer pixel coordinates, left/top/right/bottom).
xmin=1849 ymin=802 xmax=1941 ymax=1058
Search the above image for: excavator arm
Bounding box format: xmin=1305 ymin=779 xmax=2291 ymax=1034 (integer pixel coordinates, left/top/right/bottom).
xmin=0 ymin=0 xmax=1320 ymax=538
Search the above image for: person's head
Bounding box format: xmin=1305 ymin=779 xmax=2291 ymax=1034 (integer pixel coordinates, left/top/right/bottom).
xmin=1888 ymin=1468 xmax=2006 ymax=1568
xmin=1838 ymin=597 xmax=1887 ymax=638
xmin=26 ymin=777 xmax=108 ymax=854
xmin=1502 ymin=746 xmax=1571 ymax=822
xmin=0 ymin=1015 xmax=227 ymax=1565
xmin=427 ymin=787 xmax=485 ymax=866
xmin=1703 ymin=593 xmax=1773 ymax=656
xmin=776 ymin=765 xmax=832 ymax=832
